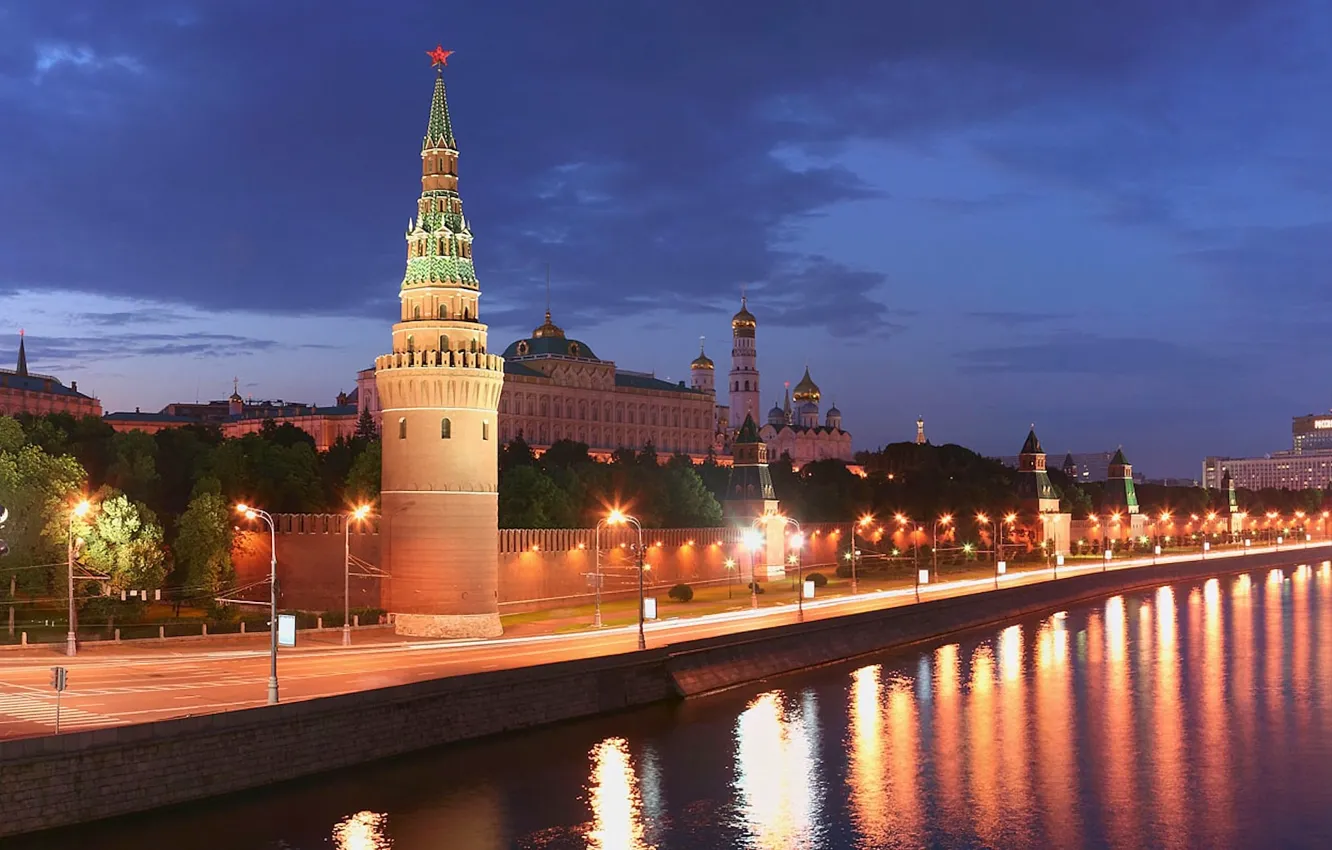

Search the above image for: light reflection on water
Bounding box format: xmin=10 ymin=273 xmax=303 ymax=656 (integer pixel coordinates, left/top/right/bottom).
xmin=25 ymin=567 xmax=1332 ymax=850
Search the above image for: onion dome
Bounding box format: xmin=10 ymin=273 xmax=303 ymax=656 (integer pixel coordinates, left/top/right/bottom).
xmin=731 ymin=295 xmax=757 ymax=331
xmin=791 ymin=366 xmax=820 ymax=402
xmin=767 ymin=403 xmax=786 ymax=426
xmin=691 ymin=342 xmax=714 ymax=370
xmin=827 ymin=403 xmax=841 ymax=417
xmin=531 ymin=310 xmax=566 ymax=339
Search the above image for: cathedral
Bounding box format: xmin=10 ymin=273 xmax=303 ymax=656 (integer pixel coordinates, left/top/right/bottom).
xmin=691 ymin=297 xmax=853 ymax=467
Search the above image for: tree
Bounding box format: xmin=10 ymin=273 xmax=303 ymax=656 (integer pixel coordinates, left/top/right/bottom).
xmin=346 ymin=440 xmax=381 ymax=503
xmin=354 ymin=408 xmax=378 ymax=441
xmin=0 ymin=418 xmax=87 ymax=593
xmin=173 ymin=489 xmax=234 ymax=599
xmin=658 ymin=466 xmax=723 ymax=527
xmin=105 ymin=430 xmax=160 ymax=507
xmin=74 ymin=494 xmax=167 ymax=592
xmin=499 ymin=465 xmax=576 ymax=527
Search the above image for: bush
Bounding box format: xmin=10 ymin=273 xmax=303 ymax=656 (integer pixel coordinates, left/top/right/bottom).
xmin=668 ymin=583 xmax=694 ymax=602
xmin=806 ymin=572 xmax=828 ymax=588
xmin=747 ymin=581 xmax=765 ymax=594
xmin=835 ymin=562 xmax=853 ymax=579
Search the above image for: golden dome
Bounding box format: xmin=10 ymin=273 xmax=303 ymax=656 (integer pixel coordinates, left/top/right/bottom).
xmin=531 ymin=310 xmax=565 ymax=339
xmin=691 ymin=342 xmax=714 ymax=370
xmin=731 ymin=295 xmax=756 ymax=329
xmin=791 ymin=366 xmax=820 ymax=402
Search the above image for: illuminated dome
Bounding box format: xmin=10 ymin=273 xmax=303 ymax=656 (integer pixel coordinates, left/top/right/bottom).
xmin=731 ymin=295 xmax=756 ymax=331
xmin=767 ymin=403 xmax=786 ymax=426
xmin=691 ymin=343 xmax=714 ymax=370
xmin=791 ymin=367 xmax=820 ymax=402
xmin=531 ymin=310 xmax=565 ymax=339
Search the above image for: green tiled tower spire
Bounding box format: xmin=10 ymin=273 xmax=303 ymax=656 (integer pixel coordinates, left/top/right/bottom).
xmin=423 ymin=69 xmax=456 ymax=151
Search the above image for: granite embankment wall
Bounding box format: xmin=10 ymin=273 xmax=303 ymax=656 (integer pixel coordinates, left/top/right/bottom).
xmin=233 ymin=518 xmax=853 ymax=612
xmin=1 ymin=545 xmax=1325 ymax=838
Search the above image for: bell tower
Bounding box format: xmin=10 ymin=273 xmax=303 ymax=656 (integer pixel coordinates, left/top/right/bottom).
xmin=375 ymin=46 xmax=504 ymax=638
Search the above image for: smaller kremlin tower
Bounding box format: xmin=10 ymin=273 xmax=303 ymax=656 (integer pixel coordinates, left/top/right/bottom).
xmin=690 ymin=338 xmax=715 ymax=394
xmin=1014 ymin=427 xmax=1071 ymax=553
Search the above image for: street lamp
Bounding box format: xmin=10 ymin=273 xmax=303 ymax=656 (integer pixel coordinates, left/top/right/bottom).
xmin=932 ymin=514 xmax=953 ymax=580
xmin=606 ymin=509 xmax=646 ymax=649
xmin=851 ymin=513 xmax=873 ymax=594
xmin=343 ymin=504 xmax=372 ymax=646
xmin=764 ymin=515 xmax=803 ymax=621
xmin=742 ymin=527 xmax=763 ymax=610
xmin=724 ymin=557 xmax=737 ymax=598
xmin=236 ymin=503 xmax=280 ymax=705
xmin=66 ymin=499 xmax=92 ymax=657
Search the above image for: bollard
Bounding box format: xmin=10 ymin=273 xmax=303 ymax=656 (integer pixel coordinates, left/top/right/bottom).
xmin=159 ymin=625 xmax=165 ymax=640
xmin=353 ymin=614 xmax=359 ymax=628
xmin=202 ymin=623 xmax=207 ymax=637
xmin=317 ymin=616 xmax=323 ymax=630
xmin=114 ymin=628 xmax=120 ymax=643
xmin=240 ymin=621 xmax=246 ymax=634
xmin=20 ymin=631 xmax=26 ymax=646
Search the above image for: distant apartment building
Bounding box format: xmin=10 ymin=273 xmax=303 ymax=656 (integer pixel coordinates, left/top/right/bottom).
xmin=1203 ymin=409 xmax=1332 ymax=491
xmin=1202 ymin=451 xmax=1332 ymax=491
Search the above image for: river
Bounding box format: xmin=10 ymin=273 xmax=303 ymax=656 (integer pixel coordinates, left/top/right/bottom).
xmin=15 ymin=563 xmax=1332 ymax=849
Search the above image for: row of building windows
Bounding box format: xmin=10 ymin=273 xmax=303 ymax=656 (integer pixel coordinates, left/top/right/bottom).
xmin=499 ymin=395 xmax=705 ymax=429
xmin=397 ymin=417 xmax=489 ymax=441
xmin=731 ymin=380 xmax=756 ymax=392
xmin=403 ymin=334 xmax=485 ymax=354
xmin=407 ymin=239 xmax=471 ymax=260
xmin=407 ymin=304 xmax=474 ymax=322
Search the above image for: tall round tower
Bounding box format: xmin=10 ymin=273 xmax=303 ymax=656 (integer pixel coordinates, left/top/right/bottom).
xmin=375 ymin=46 xmax=504 ymax=638
xmin=728 ymin=296 xmax=760 ymax=429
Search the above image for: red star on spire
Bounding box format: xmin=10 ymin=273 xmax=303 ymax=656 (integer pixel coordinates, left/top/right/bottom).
xmin=427 ymin=45 xmax=454 ymax=68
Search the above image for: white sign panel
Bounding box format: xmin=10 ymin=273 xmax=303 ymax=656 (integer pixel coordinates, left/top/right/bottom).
xmin=643 ymin=598 xmax=657 ymax=620
xmin=803 ymin=580 xmax=815 ymax=599
xmin=277 ymin=613 xmax=297 ymax=647
xmin=996 ymin=560 xmax=1007 ymax=575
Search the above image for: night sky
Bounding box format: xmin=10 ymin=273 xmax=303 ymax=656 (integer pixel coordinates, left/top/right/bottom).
xmin=4 ymin=1 xmax=1328 ymax=477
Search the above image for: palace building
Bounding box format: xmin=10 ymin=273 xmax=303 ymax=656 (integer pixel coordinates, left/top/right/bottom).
xmin=0 ymin=332 xmax=101 ymax=419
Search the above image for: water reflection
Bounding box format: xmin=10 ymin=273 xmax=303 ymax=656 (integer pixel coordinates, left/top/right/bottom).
xmin=586 ymin=737 xmax=654 ymax=850
xmin=51 ymin=567 xmax=1332 ymax=850
xmin=733 ymin=691 xmax=821 ymax=848
xmin=332 ymin=810 xmax=391 ymax=850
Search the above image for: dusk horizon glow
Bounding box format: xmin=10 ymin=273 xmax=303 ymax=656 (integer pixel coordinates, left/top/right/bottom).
xmin=5 ymin=1 xmax=1331 ymax=477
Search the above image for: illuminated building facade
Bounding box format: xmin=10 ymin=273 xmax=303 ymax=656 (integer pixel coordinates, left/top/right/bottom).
xmin=0 ymin=333 xmax=101 ymax=419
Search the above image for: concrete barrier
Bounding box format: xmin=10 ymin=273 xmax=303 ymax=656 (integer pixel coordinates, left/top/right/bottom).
xmin=0 ymin=545 xmax=1326 ymax=838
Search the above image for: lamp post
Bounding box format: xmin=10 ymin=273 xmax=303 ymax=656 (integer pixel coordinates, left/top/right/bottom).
xmin=343 ymin=504 xmax=371 ymax=646
xmin=593 ymin=515 xmax=615 ymax=628
xmin=851 ymin=514 xmax=872 ymax=594
xmin=932 ymin=514 xmax=953 ymax=581
xmin=724 ymin=557 xmax=736 ymax=598
xmin=237 ymin=504 xmax=280 ymax=705
xmin=66 ymin=499 xmax=92 ymax=657
xmin=606 ymin=509 xmax=646 ymax=649
xmin=764 ymin=515 xmax=803 ymax=621
xmin=743 ymin=527 xmax=763 ymax=610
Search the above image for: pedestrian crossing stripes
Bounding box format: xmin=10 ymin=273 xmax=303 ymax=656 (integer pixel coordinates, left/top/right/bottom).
xmin=0 ymin=692 xmax=120 ymax=730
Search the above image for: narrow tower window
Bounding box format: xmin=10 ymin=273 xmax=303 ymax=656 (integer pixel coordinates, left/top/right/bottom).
xmin=441 ymin=418 xmax=452 ymax=439
xmin=438 ymin=334 xmax=449 ymax=351
xmin=483 ymin=421 xmax=490 ymax=441
xmin=438 ymin=304 xmax=448 ymax=319
xmin=398 ymin=418 xmax=407 ymax=440
xmin=407 ymin=335 xmax=415 ymax=352
xmin=413 ymin=306 xmax=421 ymax=319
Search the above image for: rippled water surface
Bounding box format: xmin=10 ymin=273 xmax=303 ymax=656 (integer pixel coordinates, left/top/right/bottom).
xmin=20 ymin=565 xmax=1332 ymax=849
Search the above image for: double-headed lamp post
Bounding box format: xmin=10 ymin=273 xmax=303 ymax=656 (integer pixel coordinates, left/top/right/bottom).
xmin=932 ymin=514 xmax=953 ymax=580
xmin=852 ymin=514 xmax=873 ymax=594
xmin=66 ymin=499 xmax=92 ymax=657
xmin=607 ymin=509 xmax=646 ymax=650
xmin=237 ymin=504 xmax=280 ymax=705
xmin=742 ymin=527 xmax=764 ymax=610
xmin=343 ymin=504 xmax=372 ymax=646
